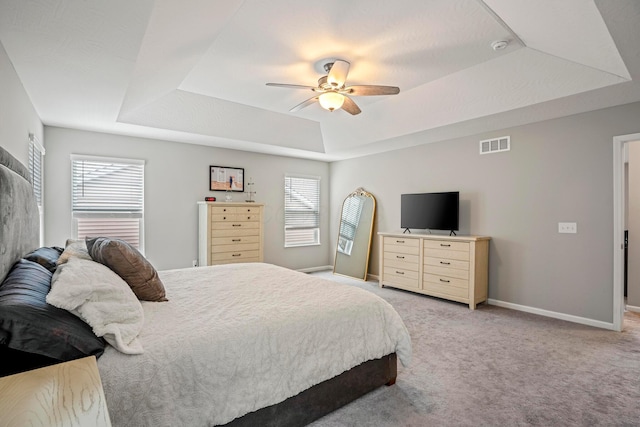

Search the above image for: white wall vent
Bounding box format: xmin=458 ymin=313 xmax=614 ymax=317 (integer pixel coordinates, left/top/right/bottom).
xmin=480 ymin=136 xmax=510 ymax=154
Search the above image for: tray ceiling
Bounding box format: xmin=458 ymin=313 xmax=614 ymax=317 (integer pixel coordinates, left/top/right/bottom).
xmin=1 ymin=0 xmax=639 ymax=161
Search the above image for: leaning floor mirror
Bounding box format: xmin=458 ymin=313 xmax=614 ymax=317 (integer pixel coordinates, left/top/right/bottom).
xmin=333 ymin=188 xmax=376 ymax=281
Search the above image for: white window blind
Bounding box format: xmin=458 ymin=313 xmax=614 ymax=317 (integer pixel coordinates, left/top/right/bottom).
xmin=28 ymin=134 xmax=45 ymax=246
xmin=28 ymin=134 xmax=44 ymax=207
xmin=284 ymin=175 xmax=320 ymax=247
xmin=71 ymin=155 xmax=145 ymax=251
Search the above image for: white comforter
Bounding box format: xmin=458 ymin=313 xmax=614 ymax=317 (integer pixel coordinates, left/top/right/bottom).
xmin=97 ymin=263 xmax=412 ymax=427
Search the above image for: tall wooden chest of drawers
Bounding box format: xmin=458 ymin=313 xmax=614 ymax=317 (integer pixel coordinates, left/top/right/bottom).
xmin=198 ymin=202 xmax=264 ymax=266
xmin=379 ymin=232 xmax=490 ymax=309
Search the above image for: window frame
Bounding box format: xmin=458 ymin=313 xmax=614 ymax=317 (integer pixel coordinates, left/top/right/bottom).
xmin=70 ymin=154 xmax=145 ymax=253
xmin=284 ymin=174 xmax=321 ymax=248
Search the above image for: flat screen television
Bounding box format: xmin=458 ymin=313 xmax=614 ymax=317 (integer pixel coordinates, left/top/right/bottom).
xmin=401 ymin=192 xmax=459 ymax=234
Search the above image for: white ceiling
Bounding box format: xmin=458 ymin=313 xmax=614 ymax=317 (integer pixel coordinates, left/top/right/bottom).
xmin=1 ymin=0 xmax=639 ymax=161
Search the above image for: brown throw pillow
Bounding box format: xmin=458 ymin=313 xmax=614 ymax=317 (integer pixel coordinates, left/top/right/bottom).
xmin=85 ymin=237 xmax=167 ymax=302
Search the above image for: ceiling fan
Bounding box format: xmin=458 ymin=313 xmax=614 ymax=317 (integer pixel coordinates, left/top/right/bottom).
xmin=266 ymin=59 xmax=400 ymax=115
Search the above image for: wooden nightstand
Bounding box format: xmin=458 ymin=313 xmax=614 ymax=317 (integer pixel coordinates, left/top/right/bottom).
xmin=0 ymin=355 xmax=111 ymax=426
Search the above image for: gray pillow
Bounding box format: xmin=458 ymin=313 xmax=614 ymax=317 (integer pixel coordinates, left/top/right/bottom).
xmin=86 ymin=237 xmax=167 ymax=302
xmin=24 ymin=246 xmax=64 ymax=272
xmin=0 ymin=259 xmax=105 ymax=366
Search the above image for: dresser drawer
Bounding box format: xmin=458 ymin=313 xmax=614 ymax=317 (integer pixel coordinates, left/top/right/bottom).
xmin=210 ymin=250 xmax=260 ymax=262
xmin=422 ymin=280 xmax=469 ymax=299
xmin=211 ymin=221 xmax=260 ymax=231
xmin=234 ymin=213 xmax=260 ymax=222
xmin=384 ymin=236 xmax=419 ymax=248
xmin=424 ymin=240 xmax=469 ymax=251
xmin=383 ymin=270 xmax=419 ymax=289
xmin=384 ymin=266 xmax=419 ymax=280
xmin=211 ymin=235 xmax=260 ymax=246
xmin=384 ymin=256 xmax=419 ymax=272
xmin=425 ymin=265 xmax=469 ymax=280
xmin=211 ymin=242 xmax=260 ymax=254
xmin=423 ymin=273 xmax=469 ymax=290
xmin=424 ymin=256 xmax=469 ymax=271
xmin=212 ymin=213 xmax=260 ymax=222
xmin=424 ymin=245 xmax=469 ymax=261
xmin=210 ymin=256 xmax=260 ymax=265
xmin=211 ymin=228 xmax=260 ymax=238
xmin=235 ymin=206 xmax=261 ymax=214
xmin=210 ymin=206 xmax=238 ymax=214
xmin=384 ymin=251 xmax=419 ymax=265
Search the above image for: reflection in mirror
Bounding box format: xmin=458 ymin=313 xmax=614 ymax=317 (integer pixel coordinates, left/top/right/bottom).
xmin=334 ymin=188 xmax=376 ymax=281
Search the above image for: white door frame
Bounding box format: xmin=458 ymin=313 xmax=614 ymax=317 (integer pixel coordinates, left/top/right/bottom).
xmin=613 ymin=132 xmax=640 ymax=331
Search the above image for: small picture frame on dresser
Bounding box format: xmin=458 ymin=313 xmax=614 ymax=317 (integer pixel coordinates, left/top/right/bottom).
xmin=210 ymin=166 xmax=244 ymax=192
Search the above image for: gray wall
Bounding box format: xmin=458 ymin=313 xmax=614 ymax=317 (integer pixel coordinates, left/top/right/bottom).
xmin=0 ymin=40 xmax=43 ymax=165
xmin=330 ymin=101 xmax=640 ymax=324
xmin=44 ymin=127 xmax=331 ymax=271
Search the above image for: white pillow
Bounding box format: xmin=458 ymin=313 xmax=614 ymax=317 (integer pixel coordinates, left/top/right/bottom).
xmin=56 ymin=238 xmax=92 ymax=265
xmin=47 ymin=257 xmax=145 ymax=354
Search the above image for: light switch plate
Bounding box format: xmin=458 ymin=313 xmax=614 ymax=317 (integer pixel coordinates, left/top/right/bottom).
xmin=558 ymin=222 xmax=577 ymax=233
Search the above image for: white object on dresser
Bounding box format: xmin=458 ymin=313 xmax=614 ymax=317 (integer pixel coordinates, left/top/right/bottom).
xmin=379 ymin=232 xmax=490 ymax=309
xmin=198 ymin=202 xmax=264 ymax=266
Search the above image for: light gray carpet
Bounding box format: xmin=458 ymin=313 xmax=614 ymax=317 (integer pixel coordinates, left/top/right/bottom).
xmin=308 ymin=271 xmax=640 ymax=426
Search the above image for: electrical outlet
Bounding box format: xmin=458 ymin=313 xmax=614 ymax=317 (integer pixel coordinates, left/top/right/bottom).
xmin=558 ymin=222 xmax=577 ymax=234
xmin=192 ymin=260 xmax=198 ymax=267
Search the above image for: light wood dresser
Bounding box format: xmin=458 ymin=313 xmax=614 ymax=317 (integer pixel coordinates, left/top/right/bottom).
xmin=0 ymin=356 xmax=111 ymax=426
xmin=379 ymin=232 xmax=490 ymax=309
xmin=198 ymin=202 xmax=264 ymax=266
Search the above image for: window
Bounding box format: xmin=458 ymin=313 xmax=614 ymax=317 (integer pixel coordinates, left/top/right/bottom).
xmin=71 ymin=155 xmax=145 ymax=252
xmin=284 ymin=174 xmax=320 ymax=247
xmin=28 ymin=133 xmax=45 ymax=246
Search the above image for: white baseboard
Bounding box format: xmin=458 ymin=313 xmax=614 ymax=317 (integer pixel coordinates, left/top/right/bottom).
xmin=487 ymin=299 xmax=616 ymax=331
xmin=297 ymin=265 xmax=333 ymax=273
xmin=626 ymin=304 xmax=640 ymax=313
xmin=367 ymin=273 xmax=379 ymax=282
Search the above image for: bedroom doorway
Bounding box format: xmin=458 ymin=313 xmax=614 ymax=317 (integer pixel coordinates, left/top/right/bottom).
xmin=613 ymin=133 xmax=640 ymax=332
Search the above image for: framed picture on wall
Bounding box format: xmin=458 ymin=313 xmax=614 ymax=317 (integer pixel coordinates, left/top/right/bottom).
xmin=210 ymin=166 xmax=244 ymax=192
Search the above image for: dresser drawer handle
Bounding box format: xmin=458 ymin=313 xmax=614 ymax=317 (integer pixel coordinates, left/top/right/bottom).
xmin=223 ymin=216 xmax=227 ymax=220
xmin=396 ymin=240 xmax=404 ymax=243
xmin=440 ymin=261 xmax=450 ymax=265
xmin=232 ymin=239 xmax=241 ymax=242
xmin=396 ymin=271 xmax=404 ymax=275
xmin=232 ymin=224 xmax=242 ymax=227
xmin=440 ymin=278 xmax=450 ymax=283
xmin=440 ymin=244 xmax=451 ymax=247
xmin=247 ymin=216 xmax=251 ymax=219
xmin=396 ymin=255 xmax=405 ymax=259
xmin=232 ymin=253 xmax=241 ymax=257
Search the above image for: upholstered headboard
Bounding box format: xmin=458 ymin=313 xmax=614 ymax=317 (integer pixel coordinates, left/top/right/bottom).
xmin=0 ymin=145 xmax=39 ymax=282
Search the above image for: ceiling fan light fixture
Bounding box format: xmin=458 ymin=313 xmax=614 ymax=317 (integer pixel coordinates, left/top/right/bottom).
xmin=319 ymin=92 xmax=344 ymax=111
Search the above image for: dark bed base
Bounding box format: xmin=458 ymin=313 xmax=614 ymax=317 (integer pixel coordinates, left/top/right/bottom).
xmin=223 ymin=353 xmax=397 ymax=427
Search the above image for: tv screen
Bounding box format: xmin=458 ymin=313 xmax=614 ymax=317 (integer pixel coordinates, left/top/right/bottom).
xmin=401 ymin=192 xmax=459 ymax=232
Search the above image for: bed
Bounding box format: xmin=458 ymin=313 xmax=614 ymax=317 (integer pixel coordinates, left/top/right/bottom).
xmin=0 ymin=145 xmax=412 ymax=426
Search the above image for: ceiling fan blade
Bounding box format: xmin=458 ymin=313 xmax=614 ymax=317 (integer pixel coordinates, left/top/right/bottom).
xmin=290 ymin=96 xmax=319 ymax=112
xmin=344 ymin=85 xmax=400 ymax=96
xmin=327 ymin=60 xmax=350 ymax=88
xmin=341 ymin=96 xmax=361 ymax=115
xmin=266 ymin=83 xmax=317 ymax=91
